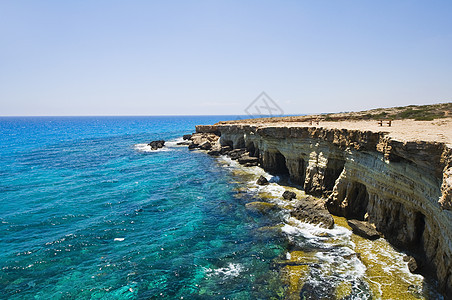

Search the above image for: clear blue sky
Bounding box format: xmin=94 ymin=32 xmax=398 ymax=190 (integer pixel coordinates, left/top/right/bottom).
xmin=1 ymin=0 xmax=451 ymax=116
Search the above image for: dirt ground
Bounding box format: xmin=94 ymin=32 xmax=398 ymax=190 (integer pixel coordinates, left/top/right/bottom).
xmin=231 ymin=118 xmax=452 ymax=147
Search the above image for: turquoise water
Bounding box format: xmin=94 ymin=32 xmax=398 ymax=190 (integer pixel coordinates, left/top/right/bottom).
xmin=0 ymin=117 xmax=286 ymax=299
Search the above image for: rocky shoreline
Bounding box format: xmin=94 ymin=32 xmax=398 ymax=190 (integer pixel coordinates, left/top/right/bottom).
xmin=185 ymin=121 xmax=452 ymax=296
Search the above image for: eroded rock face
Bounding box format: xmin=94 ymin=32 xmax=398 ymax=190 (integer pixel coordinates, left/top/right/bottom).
xmin=216 ymin=123 xmax=452 ymax=295
xmin=195 ymin=125 xmax=220 ymax=136
xmin=188 ymin=133 xmax=220 ymax=150
xmin=440 ymin=156 xmax=452 ymax=210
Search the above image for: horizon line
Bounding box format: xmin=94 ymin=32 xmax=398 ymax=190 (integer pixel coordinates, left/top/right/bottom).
xmin=0 ymin=113 xmax=308 ymax=118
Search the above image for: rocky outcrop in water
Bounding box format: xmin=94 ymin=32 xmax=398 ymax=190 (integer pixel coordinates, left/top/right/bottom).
xmin=347 ymin=219 xmax=380 ymax=240
xmin=290 ymin=196 xmax=335 ymax=229
xmin=282 ymin=191 xmax=297 ymax=200
xmin=245 ymin=201 xmax=277 ymax=214
xmin=256 ymin=175 xmax=269 ymax=185
xmin=148 ymin=140 xmax=165 ymax=150
xmin=202 ymin=123 xmax=452 ymax=295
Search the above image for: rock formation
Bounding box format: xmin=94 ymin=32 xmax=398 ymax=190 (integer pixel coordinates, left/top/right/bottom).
xmin=196 ymin=123 xmax=452 ymax=295
xmin=148 ymin=140 xmax=165 ymax=150
xmin=256 ymin=175 xmax=269 ymax=185
xmin=245 ymin=201 xmax=277 ymax=214
xmin=186 ymin=132 xmax=220 ymax=151
xmin=282 ymin=190 xmax=297 ymax=200
xmin=290 ymin=196 xmax=335 ymax=229
xmin=347 ymin=219 xmax=380 ymax=240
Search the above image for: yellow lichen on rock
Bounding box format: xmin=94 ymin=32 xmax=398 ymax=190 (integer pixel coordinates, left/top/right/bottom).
xmin=333 ymin=215 xmax=432 ymax=299
xmin=335 ymin=281 xmax=352 ymax=299
xmin=245 ymin=201 xmax=277 ymax=214
xmin=281 ymin=264 xmax=310 ymax=300
xmin=278 ymin=251 xmax=317 ymax=299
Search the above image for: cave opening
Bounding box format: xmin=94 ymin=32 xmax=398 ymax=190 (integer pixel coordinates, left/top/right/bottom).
xmin=413 ymin=211 xmax=425 ymax=246
xmin=291 ymin=158 xmax=306 ymax=185
xmin=273 ymin=152 xmax=290 ymax=175
xmin=346 ymin=181 xmax=369 ymax=220
xmin=324 ymin=157 xmax=345 ymax=191
xmin=246 ymin=142 xmax=258 ymax=157
xmin=235 ymin=137 xmax=245 ymax=149
xmin=222 ymin=140 xmax=233 ymax=148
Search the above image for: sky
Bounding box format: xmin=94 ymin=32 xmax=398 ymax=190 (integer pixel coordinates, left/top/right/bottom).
xmin=1 ymin=0 xmax=451 ymax=116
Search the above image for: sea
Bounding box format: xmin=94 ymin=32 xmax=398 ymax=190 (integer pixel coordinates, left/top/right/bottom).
xmin=0 ymin=116 xmax=443 ymax=299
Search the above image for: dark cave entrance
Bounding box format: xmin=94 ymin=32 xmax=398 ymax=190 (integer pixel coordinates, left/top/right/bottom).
xmin=324 ymin=157 xmax=345 ymax=191
xmin=246 ymin=142 xmax=258 ymax=157
xmin=235 ymin=137 xmax=245 ymax=149
xmin=346 ymin=181 xmax=369 ymax=220
xmin=292 ymin=158 xmax=306 ymax=185
xmin=273 ymin=151 xmax=290 ymax=175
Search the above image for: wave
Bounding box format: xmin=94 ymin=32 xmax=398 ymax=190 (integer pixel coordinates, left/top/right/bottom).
xmin=205 ymin=263 xmax=244 ymax=279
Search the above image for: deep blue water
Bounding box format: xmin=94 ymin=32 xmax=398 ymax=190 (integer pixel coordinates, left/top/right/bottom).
xmin=0 ymin=116 xmax=286 ymax=299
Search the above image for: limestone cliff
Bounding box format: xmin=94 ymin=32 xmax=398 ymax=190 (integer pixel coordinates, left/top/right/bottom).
xmin=205 ymin=123 xmax=452 ymax=294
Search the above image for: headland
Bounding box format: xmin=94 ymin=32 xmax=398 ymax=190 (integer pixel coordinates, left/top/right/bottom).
xmin=189 ymin=103 xmax=452 ymax=296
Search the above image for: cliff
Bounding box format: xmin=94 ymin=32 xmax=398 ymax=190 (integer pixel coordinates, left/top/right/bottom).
xmin=199 ymin=122 xmax=452 ymax=295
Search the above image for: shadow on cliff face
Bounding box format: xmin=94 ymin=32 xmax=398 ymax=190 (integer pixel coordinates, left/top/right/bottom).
xmin=245 ymin=141 xmax=259 ymax=158
xmin=324 ymin=158 xmax=345 ymax=191
xmin=261 ymin=150 xmax=290 ymax=177
xmin=327 ymin=180 xmax=369 ymax=221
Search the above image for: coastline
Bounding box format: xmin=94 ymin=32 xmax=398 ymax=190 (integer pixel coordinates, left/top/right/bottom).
xmin=188 ymin=117 xmax=452 ymax=298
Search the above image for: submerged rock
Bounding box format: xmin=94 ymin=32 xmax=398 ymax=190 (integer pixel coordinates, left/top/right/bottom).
xmin=256 ymin=175 xmax=269 ymax=185
xmin=291 ymin=196 xmax=335 ymax=229
xmin=148 ymin=140 xmax=165 ymax=150
xmin=176 ymin=141 xmax=191 ymax=145
xmin=282 ymin=191 xmax=297 ymax=200
xmin=280 ymin=261 xmax=310 ymax=299
xmin=347 ymin=219 xmax=380 ymax=240
xmin=245 ymin=201 xmax=277 ymax=214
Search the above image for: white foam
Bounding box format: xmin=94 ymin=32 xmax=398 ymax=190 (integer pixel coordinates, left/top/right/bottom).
xmin=114 ymin=238 xmax=125 ymax=241
xmin=282 ymin=217 xmax=352 ymax=242
xmin=205 ymin=263 xmax=243 ymax=278
xmin=165 ymin=137 xmax=185 ymax=147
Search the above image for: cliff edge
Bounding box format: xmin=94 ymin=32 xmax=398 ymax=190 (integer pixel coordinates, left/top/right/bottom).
xmin=197 ymin=117 xmax=452 ymax=294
